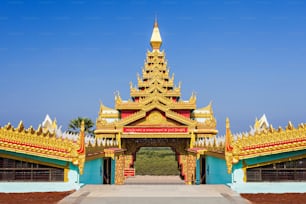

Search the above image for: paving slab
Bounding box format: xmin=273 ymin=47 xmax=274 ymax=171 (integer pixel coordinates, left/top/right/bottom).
xmin=125 ymin=175 xmax=185 ymax=185
xmin=59 ymin=184 xmax=250 ymax=204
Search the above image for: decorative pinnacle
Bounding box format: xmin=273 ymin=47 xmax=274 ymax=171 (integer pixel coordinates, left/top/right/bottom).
xmin=154 ymin=16 xmax=158 ymax=27
xmin=226 ymin=117 xmax=230 ymax=129
xmin=81 ymin=120 xmax=85 ymax=132
xmin=150 ymin=18 xmax=162 ymax=50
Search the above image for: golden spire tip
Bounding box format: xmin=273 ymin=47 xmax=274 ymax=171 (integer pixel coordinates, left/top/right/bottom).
xmin=154 ymin=16 xmax=158 ymax=27
xmin=150 ymin=17 xmax=162 ymax=50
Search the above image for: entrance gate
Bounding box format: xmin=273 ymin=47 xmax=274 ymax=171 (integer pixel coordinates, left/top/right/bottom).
xmin=93 ymin=20 xmax=218 ymax=184
xmin=123 ymin=138 xmax=189 ymax=181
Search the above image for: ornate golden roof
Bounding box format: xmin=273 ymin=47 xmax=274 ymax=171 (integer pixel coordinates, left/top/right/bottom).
xmin=224 ymin=119 xmax=306 ymax=173
xmin=0 ymin=120 xmax=86 ymax=174
xmin=127 ymin=49 xmax=182 ymax=101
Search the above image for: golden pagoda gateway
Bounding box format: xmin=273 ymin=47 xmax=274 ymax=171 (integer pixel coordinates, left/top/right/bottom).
xmin=94 ymin=19 xmax=217 ymax=185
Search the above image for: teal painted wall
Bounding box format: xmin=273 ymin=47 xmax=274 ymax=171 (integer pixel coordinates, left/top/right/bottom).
xmin=230 ymin=149 xmax=306 ymax=193
xmin=232 ymin=149 xmax=306 ymax=184
xmin=80 ymin=158 xmax=103 ymax=184
xmin=205 ymin=155 xmax=231 ymax=184
xmin=195 ymin=159 xmax=200 ymax=185
xmin=245 ymin=149 xmax=306 ymax=167
xmin=0 ymin=150 xmax=68 ymax=167
xmin=111 ymin=159 xmax=115 ymax=184
xmin=0 ymin=150 xmax=81 ymax=192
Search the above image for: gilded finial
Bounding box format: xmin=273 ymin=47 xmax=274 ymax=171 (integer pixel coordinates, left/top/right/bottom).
xmin=150 ymin=17 xmax=162 ymax=50
xmin=52 ymin=118 xmax=57 ymax=130
xmin=226 ymin=117 xmax=230 ymax=129
xmin=28 ymin=125 xmax=35 ymax=134
xmin=17 ymin=121 xmax=24 ymax=132
xmin=154 ymin=15 xmax=158 ymax=27
xmin=287 ymin=121 xmax=294 ymax=130
xmin=114 ymin=91 xmax=121 ymax=102
xmin=225 ymin=117 xmax=233 ymax=151
xmin=81 ymin=120 xmax=85 ymax=132
xmin=269 ymin=124 xmax=274 ymax=133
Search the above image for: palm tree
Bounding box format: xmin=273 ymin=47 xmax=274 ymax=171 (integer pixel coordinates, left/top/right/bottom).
xmin=67 ymin=117 xmax=95 ymax=136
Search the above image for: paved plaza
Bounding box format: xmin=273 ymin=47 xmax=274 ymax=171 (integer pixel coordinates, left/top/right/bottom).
xmin=125 ymin=175 xmax=185 ymax=185
xmin=59 ymin=176 xmax=250 ymax=204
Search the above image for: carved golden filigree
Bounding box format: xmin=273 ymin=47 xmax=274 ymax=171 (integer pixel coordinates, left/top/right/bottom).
xmin=178 ymin=154 xmax=187 ymax=181
xmin=124 ymin=154 xmax=134 ymax=169
xmin=203 ymin=117 xmax=217 ymax=129
xmin=85 ymin=137 xmax=119 ymax=161
xmin=186 ymin=153 xmax=197 ymax=184
xmin=225 ymin=119 xmax=306 ymax=173
xmin=0 ymin=120 xmax=86 ymax=174
xmin=115 ymin=153 xmax=125 ymax=184
xmin=148 ymin=111 xmax=164 ymax=124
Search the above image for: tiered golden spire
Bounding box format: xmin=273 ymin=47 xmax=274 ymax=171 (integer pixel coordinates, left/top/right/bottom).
xmin=128 ymin=19 xmax=181 ymax=101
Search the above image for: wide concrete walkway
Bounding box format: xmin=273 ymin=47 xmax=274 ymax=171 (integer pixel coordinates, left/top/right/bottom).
xmin=59 ymin=176 xmax=250 ymax=204
xmin=125 ymin=175 xmax=185 ymax=185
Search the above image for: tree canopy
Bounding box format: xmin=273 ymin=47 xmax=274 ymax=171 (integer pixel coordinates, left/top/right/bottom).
xmin=67 ymin=117 xmax=95 ymax=136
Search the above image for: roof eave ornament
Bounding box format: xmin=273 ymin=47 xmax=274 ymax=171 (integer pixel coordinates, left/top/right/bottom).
xmin=225 ymin=117 xmax=235 ymax=174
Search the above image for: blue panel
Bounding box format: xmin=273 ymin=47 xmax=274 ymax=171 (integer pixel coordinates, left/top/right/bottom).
xmin=232 ymin=149 xmax=306 ymax=185
xmin=205 ymin=155 xmax=231 ymax=184
xmin=111 ymin=158 xmax=115 ymax=184
xmin=245 ymin=149 xmax=306 ymax=166
xmin=80 ymin=158 xmax=103 ymax=184
xmin=0 ymin=150 xmax=68 ymax=167
xmin=195 ymin=158 xmax=200 ymax=185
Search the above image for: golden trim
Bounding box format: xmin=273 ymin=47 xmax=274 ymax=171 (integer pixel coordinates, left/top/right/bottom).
xmin=86 ymin=154 xmax=105 ymax=161
xmin=117 ymin=132 xmax=121 ymax=149
xmin=245 ymin=154 xmax=306 ymax=170
xmin=238 ymin=145 xmax=306 ymax=160
xmin=243 ymin=167 xmax=247 ymax=182
xmin=121 ymin=134 xmax=191 ymax=138
xmin=95 ymin=129 xmax=120 ymax=134
xmin=64 ymin=168 xmax=69 ymax=182
xmin=190 ymin=131 xmax=195 ymax=148
xmin=205 ymin=151 xmax=225 ymax=159
xmin=194 ymin=129 xmax=218 ymax=134
xmin=95 ymin=134 xmax=116 ymax=138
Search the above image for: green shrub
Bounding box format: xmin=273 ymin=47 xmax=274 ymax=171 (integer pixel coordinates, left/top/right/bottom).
xmin=134 ymin=147 xmax=179 ymax=175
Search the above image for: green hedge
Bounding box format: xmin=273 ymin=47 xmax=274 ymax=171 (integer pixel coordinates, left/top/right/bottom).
xmin=134 ymin=147 xmax=179 ymax=175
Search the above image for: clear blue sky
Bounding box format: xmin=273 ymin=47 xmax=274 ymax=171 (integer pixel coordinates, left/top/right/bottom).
xmin=0 ymin=0 xmax=305 ymax=135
